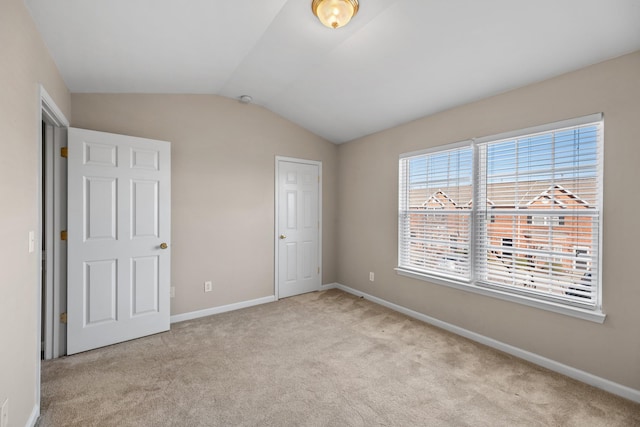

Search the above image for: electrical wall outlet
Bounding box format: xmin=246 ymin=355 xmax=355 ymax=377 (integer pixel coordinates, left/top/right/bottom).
xmin=369 ymin=272 xmax=375 ymax=282
xmin=204 ymin=281 xmax=212 ymax=292
xmin=1 ymin=398 xmax=8 ymax=427
xmin=170 ymin=286 xmax=175 ymax=298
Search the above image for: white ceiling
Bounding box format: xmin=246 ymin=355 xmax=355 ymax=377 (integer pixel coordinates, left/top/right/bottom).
xmin=25 ymin=0 xmax=640 ymax=143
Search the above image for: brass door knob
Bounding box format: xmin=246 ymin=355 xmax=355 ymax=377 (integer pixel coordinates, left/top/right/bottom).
xmin=160 ymin=242 xmax=168 ymax=249
xmin=279 ymin=235 xmax=287 ymax=240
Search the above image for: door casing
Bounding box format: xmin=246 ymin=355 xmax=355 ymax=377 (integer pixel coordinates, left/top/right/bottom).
xmin=42 ymin=123 xmax=67 ymax=360
xmin=37 ymin=85 xmax=70 ymax=416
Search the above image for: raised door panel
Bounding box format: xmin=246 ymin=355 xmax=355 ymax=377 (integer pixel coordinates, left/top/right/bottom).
xmin=131 ymin=148 xmax=159 ymax=171
xmin=84 ymin=259 xmax=117 ymax=325
xmin=286 ymin=190 xmax=297 ymax=230
xmin=301 ymin=240 xmax=313 ymax=279
xmin=303 ymin=191 xmax=313 ymax=229
xmin=131 ymin=256 xmax=159 ymax=316
xmin=286 ymin=243 xmax=297 ymax=282
xmin=131 ymin=180 xmax=159 ymax=239
xmin=84 ymin=177 xmax=117 ymax=241
xmin=84 ymin=142 xmax=117 ymax=167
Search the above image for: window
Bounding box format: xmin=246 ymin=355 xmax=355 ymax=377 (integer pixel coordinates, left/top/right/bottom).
xmin=501 ymin=238 xmax=513 ymax=258
xmin=527 ymin=215 xmax=564 ymax=226
xmin=398 ymin=144 xmax=473 ymax=282
xmin=398 ymin=114 xmax=603 ymax=318
xmin=574 ymin=247 xmax=590 ymax=271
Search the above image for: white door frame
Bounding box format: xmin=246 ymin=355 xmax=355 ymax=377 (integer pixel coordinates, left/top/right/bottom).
xmin=274 ymin=156 xmax=322 ymax=300
xmin=43 ymin=122 xmax=54 ymax=359
xmin=42 ymin=124 xmax=67 ymax=361
xmin=37 ymin=86 xmax=69 ymax=417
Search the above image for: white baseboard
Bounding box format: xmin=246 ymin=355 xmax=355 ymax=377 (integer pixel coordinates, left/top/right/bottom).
xmin=170 ymin=295 xmax=276 ymax=324
xmin=27 ymin=404 xmax=39 ymax=427
xmin=332 ymin=283 xmax=640 ymax=404
xmin=170 ymin=283 xmax=339 ymax=324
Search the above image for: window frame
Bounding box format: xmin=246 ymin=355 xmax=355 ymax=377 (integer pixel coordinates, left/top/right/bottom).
xmin=397 ymin=113 xmax=605 ymax=323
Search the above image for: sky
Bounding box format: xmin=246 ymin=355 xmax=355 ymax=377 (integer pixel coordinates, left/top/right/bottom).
xmin=406 ymin=125 xmax=599 ymax=195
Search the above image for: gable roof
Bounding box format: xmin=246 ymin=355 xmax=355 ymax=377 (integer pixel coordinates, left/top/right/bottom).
xmin=422 ymin=190 xmax=457 ymax=209
xmin=527 ymin=184 xmax=591 ymax=208
xmin=408 ymin=179 xmax=596 ymax=209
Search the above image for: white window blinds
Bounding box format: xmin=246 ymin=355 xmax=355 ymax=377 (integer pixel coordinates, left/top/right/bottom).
xmin=399 ymin=143 xmax=473 ymax=282
xmin=398 ymin=114 xmax=603 ymax=313
xmin=475 ymin=119 xmax=602 ymax=308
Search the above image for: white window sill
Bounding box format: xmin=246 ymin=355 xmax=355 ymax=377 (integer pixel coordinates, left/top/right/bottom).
xmin=395 ymin=267 xmax=606 ymax=324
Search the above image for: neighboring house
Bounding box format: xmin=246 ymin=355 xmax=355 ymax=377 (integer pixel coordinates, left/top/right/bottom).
xmin=407 ymin=180 xmax=595 ymax=298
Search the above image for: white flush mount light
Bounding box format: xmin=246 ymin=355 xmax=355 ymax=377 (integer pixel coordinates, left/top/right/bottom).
xmin=239 ymin=95 xmax=253 ymax=104
xmin=312 ymin=0 xmax=359 ymax=29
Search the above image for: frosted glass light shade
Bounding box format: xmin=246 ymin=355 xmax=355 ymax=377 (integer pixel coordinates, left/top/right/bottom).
xmin=312 ymin=0 xmax=359 ymax=29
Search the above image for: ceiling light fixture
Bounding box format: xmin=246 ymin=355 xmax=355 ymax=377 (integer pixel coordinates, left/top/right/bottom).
xmin=312 ymin=0 xmax=359 ymax=29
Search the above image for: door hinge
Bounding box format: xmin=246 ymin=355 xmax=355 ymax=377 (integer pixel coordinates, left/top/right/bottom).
xmin=60 ymin=312 xmax=67 ymax=324
xmin=60 ymin=230 xmax=67 ymax=241
xmin=318 ymin=267 xmax=320 ymax=274
xmin=61 ymin=147 xmax=68 ymax=158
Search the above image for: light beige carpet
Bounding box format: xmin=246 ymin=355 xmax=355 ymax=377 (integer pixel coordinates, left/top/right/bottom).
xmin=38 ymin=289 xmax=639 ymax=426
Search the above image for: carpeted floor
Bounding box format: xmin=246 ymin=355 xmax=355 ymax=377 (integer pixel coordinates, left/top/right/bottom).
xmin=38 ymin=289 xmax=640 ymax=426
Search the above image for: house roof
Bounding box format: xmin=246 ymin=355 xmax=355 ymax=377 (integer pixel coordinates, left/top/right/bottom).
xmin=422 ymin=190 xmax=458 ymax=209
xmin=410 ymin=178 xmax=596 ymax=209
xmin=527 ymin=184 xmax=590 ymax=208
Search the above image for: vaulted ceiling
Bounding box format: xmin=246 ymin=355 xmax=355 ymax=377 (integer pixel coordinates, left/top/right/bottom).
xmin=25 ymin=0 xmax=640 ymax=143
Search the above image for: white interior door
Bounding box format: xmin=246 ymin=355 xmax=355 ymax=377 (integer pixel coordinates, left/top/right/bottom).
xmin=67 ymin=128 xmax=171 ymax=355
xmin=276 ymin=158 xmax=321 ymax=299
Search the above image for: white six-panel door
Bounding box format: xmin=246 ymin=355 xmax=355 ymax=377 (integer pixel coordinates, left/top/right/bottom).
xmin=276 ymin=158 xmax=321 ymax=299
xmin=67 ymin=128 xmax=171 ymax=354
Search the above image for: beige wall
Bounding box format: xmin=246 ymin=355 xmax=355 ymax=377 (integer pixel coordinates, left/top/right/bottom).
xmin=71 ymin=94 xmax=338 ymax=315
xmin=3 ymin=1 xmax=638 ymax=422
xmin=337 ymin=51 xmax=640 ymax=390
xmin=0 ymin=0 xmax=71 ymax=425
